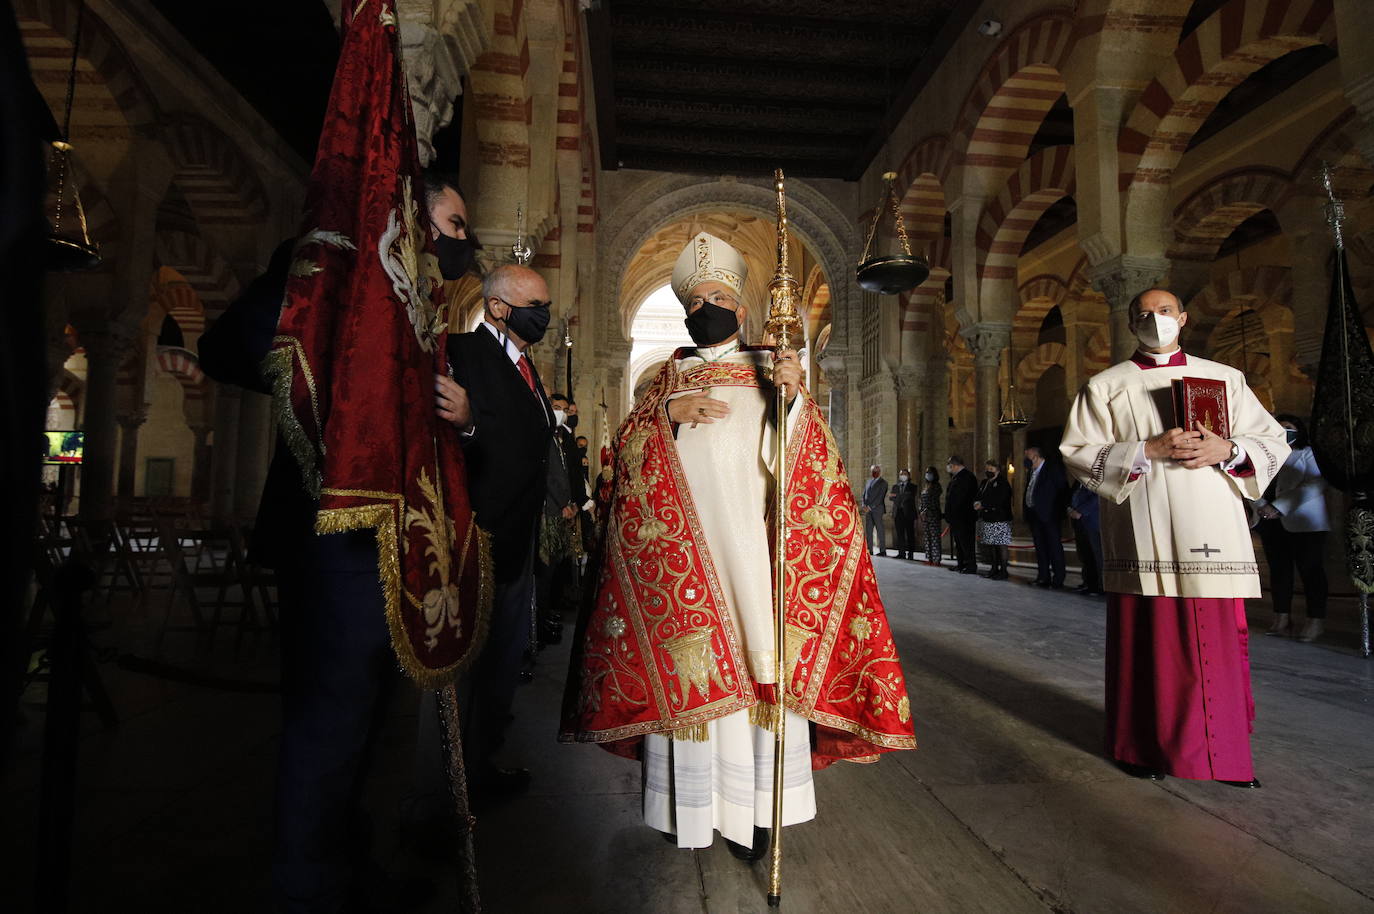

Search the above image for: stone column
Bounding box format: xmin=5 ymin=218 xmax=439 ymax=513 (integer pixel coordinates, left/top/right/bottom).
xmin=963 ymin=323 xmax=1011 ymax=468
xmin=1289 ymin=228 xmax=1333 ymax=378
xmin=1336 ymin=0 xmax=1374 ymax=166
xmin=820 ymin=355 xmax=848 ymax=460
xmin=394 ymin=1 xmax=494 ymax=164
xmin=115 ymin=408 xmax=148 ymax=498
xmin=233 ymin=392 xmax=272 ymax=522
xmin=894 ymin=366 xmax=925 ymax=472
xmin=189 ymin=424 xmax=214 ymax=504
xmin=74 ymin=321 xmax=138 ymax=523
xmin=1088 ymin=255 xmax=1171 ymax=362
xmin=209 ymin=385 xmax=242 ymax=523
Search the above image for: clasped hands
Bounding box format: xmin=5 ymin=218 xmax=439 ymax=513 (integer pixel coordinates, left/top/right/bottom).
xmin=666 ymin=349 xmax=804 ymax=428
xmin=1143 ymin=420 xmax=1234 ymax=469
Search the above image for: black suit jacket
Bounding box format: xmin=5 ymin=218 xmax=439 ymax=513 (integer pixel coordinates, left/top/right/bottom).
xmin=446 ymin=328 xmax=553 ymax=582
xmin=1023 ymin=461 xmax=1068 ymax=524
xmin=945 ymin=468 xmax=978 ymax=523
xmin=889 ymin=481 xmax=918 ymax=516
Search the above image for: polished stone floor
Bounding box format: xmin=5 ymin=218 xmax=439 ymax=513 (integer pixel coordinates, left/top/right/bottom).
xmin=5 ymin=555 xmax=1374 ymax=913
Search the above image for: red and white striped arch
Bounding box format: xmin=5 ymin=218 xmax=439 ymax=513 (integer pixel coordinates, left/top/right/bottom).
xmin=155 ymin=346 xmax=206 ymax=402
xmin=976 ymin=146 xmax=1076 ymax=287
xmin=154 ymin=231 xmax=241 ymax=315
xmin=162 ymin=115 xmax=269 ymax=227
xmin=1169 ymin=168 xmax=1293 ymax=262
xmin=951 ymin=11 xmax=1074 ymax=174
xmin=894 ymin=135 xmax=954 ymax=242
xmin=1016 ymin=341 xmax=1068 ymax=389
xmin=1118 ymin=0 xmax=1336 ymax=194
xmin=15 ymin=0 xmax=159 ymax=128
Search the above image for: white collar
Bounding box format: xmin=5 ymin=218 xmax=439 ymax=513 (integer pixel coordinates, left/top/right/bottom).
xmin=692 ymin=338 xmax=742 ymax=361
xmin=482 ymin=320 xmax=524 ymax=365
xmin=1137 ymin=346 xmax=1182 ymax=365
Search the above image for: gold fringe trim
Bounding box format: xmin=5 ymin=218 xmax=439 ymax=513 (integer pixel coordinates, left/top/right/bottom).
xmin=262 ymin=338 xmax=324 ymax=499
xmin=749 ymin=700 xmax=783 ymax=734
xmin=670 ymin=723 xmax=710 ymax=742
xmin=314 ymin=501 xmax=495 ymax=689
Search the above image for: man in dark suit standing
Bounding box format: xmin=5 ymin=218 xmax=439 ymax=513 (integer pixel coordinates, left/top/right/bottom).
xmin=889 ymin=469 xmax=919 ymax=560
xmin=535 ymin=393 xmax=586 ymax=646
xmin=862 ymin=465 xmax=889 ymax=556
xmin=945 ymin=456 xmax=979 ymax=574
xmin=1023 ymin=445 xmax=1068 ymax=588
xmin=435 ymin=263 xmax=554 ymax=794
xmin=1068 ymin=481 xmax=1102 ymax=596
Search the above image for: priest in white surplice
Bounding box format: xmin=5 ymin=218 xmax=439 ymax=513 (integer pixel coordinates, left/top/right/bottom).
xmin=1060 ymin=288 xmax=1288 ymax=786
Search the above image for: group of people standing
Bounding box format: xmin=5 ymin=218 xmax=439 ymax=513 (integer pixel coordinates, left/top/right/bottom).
xmin=860 ymin=452 xmax=1101 ymax=595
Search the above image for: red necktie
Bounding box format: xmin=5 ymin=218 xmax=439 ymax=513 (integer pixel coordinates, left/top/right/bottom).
xmin=516 ymin=354 xmax=536 ymax=393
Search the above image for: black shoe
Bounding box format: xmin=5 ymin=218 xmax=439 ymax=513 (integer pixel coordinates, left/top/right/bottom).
xmin=1047 ymin=582 xmax=1064 ymax=590
xmin=946 ymin=565 xmax=962 ymax=572
xmin=994 ymin=570 xmax=1010 ymax=580
xmin=958 ymin=567 xmax=977 ymax=575
xmin=725 ymin=826 xmax=770 ymax=862
xmin=1115 ymin=760 xmax=1165 ymax=780
xmin=1219 ymin=778 xmax=1262 ymax=789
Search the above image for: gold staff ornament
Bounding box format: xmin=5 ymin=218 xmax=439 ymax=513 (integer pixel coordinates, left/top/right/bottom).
xmin=764 ymin=167 xmax=801 ymax=907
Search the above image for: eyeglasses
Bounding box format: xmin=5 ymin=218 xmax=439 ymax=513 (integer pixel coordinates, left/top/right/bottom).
xmin=687 ymin=291 xmax=738 ymax=309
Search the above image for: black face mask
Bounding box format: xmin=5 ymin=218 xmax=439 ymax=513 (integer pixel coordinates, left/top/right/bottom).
xmin=684 ymin=301 xmax=740 ymax=347
xmin=566 ymin=413 xmax=579 ymax=430
xmin=503 ymin=302 xmax=551 ymax=345
xmin=985 ymin=471 xmax=996 ymax=479
xmin=434 ymin=233 xmax=475 ymax=280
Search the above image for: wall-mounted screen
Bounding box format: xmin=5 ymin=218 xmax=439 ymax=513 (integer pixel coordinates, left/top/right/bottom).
xmin=43 ymin=430 xmax=84 ymax=465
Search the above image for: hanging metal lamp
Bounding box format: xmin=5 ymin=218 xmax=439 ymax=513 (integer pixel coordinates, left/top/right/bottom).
xmin=998 ymin=339 xmax=1029 ymax=430
xmin=856 ymin=171 xmax=929 ymax=295
xmin=45 ymin=0 xmax=101 ymax=272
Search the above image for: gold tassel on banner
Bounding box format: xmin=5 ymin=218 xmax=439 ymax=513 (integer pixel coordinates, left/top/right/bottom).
xmin=764 ymin=168 xmax=802 ymax=908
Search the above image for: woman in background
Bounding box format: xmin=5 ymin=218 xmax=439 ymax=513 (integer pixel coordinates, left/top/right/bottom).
xmin=975 ymin=459 xmax=1013 ymax=581
xmin=918 ymin=466 xmax=943 ymax=566
xmin=1254 ymin=414 xmax=1330 ymax=642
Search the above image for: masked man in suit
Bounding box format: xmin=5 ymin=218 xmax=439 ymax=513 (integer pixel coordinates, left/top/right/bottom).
xmin=435 ymin=263 xmax=554 ymax=796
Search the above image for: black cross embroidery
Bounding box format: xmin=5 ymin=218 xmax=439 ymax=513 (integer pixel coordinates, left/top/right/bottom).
xmin=1190 ymin=544 xmax=1221 ymax=557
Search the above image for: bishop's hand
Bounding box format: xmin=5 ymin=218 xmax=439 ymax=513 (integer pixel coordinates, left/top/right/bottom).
xmin=668 ymin=391 xmax=730 ymax=428
xmin=773 ymin=349 xmax=804 ymax=401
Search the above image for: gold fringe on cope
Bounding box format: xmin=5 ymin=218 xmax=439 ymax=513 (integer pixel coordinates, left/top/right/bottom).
xmin=314 ymin=499 xmax=495 ymax=689
xmin=669 ymin=723 xmax=711 ymax=742
xmin=749 ymin=701 xmax=783 ymax=734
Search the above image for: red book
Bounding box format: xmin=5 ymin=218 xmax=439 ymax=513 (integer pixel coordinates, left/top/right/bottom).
xmin=1172 ymin=376 xmax=1230 ymax=438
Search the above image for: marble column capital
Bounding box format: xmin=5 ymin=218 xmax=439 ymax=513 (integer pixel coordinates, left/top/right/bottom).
xmin=1087 ymin=255 xmax=1172 ymax=312
xmin=72 ymin=319 xmax=140 ymax=360
xmin=961 ymin=322 xmax=1011 ymax=367
xmin=892 ymin=366 xmax=927 ymax=398
xmin=819 ymin=354 xmax=848 ymax=385
xmin=115 ymin=408 xmax=149 ymax=431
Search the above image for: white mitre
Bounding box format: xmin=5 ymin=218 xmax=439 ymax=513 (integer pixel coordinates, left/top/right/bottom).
xmin=671 ymin=231 xmax=748 ymax=305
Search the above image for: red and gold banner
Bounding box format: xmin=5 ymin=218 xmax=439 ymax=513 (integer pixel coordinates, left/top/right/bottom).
xmin=263 ymin=1 xmax=489 ymax=686
xmin=563 ymin=351 xmax=916 ymax=767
